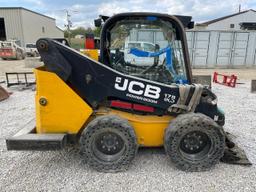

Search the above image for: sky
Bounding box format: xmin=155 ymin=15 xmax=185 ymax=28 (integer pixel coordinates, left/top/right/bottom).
xmin=0 ymin=0 xmax=256 ymax=29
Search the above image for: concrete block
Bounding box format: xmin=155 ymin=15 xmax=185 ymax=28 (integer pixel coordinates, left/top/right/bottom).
xmin=251 ymin=80 xmax=256 ymax=93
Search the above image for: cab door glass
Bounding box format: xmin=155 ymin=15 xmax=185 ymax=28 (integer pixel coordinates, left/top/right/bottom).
xmin=108 ymin=16 xmax=188 ymax=84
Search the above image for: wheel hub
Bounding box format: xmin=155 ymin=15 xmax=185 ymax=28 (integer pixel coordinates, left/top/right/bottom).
xmin=100 ymin=134 xmax=121 ymax=153
xmin=94 ymin=131 xmax=125 ymax=158
xmin=180 ymin=131 xmax=211 ymax=155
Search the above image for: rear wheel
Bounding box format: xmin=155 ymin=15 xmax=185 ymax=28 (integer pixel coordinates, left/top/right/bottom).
xmin=80 ymin=115 xmax=138 ymax=172
xmin=164 ymin=113 xmax=225 ymax=171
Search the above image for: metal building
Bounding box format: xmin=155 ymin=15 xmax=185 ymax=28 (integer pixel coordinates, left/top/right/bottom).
xmin=0 ymin=7 xmax=63 ymax=47
xmin=195 ymin=9 xmax=256 ymax=31
xmin=186 ymin=30 xmax=256 ymax=68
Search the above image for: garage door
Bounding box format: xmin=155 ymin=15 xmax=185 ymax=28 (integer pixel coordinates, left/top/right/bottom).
xmin=216 ymin=32 xmax=233 ymax=66
xmin=231 ymin=32 xmax=249 ymax=66
xmin=0 ymin=18 xmax=6 ymax=41
xmin=191 ymin=32 xmax=210 ymax=67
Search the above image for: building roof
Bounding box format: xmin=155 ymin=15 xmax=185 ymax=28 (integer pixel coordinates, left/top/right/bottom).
xmin=56 ymin=26 xmax=64 ymax=32
xmin=197 ymin=9 xmax=256 ymax=26
xmin=0 ymin=7 xmax=55 ymax=21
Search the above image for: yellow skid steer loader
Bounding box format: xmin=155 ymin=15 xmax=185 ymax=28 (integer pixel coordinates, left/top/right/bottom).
xmin=6 ymin=12 xmax=250 ymax=172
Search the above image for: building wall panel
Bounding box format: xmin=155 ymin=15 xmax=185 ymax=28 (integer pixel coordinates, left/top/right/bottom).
xmin=0 ymin=8 xmax=23 ymax=45
xmin=187 ymin=30 xmax=256 ymax=68
xmin=21 ymin=9 xmax=63 ymax=46
xmin=205 ymin=11 xmax=256 ymax=30
xmin=0 ymin=8 xmax=63 ymax=47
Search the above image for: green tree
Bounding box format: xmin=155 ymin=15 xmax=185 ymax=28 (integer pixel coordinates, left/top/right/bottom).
xmin=93 ymin=27 xmax=101 ymax=37
xmin=64 ymin=27 xmax=101 ymax=38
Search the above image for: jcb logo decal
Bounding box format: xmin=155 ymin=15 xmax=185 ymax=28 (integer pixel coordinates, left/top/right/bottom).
xmin=114 ymin=77 xmax=161 ymax=99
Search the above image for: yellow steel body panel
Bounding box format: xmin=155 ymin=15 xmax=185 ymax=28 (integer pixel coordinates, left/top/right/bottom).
xmin=34 ymin=68 xmax=93 ymax=134
xmin=96 ymin=109 xmax=174 ymax=146
xmin=80 ymin=49 xmax=99 ymax=61
xmin=34 ymin=67 xmax=174 ymax=146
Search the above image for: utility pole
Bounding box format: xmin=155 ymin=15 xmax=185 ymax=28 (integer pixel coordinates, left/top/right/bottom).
xmin=64 ymin=9 xmax=72 ymax=44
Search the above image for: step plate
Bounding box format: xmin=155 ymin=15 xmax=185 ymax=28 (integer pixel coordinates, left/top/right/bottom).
xmin=6 ymin=119 xmax=67 ymax=150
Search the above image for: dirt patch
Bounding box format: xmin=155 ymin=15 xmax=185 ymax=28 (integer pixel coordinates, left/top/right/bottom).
xmin=0 ymin=85 xmax=9 ymax=101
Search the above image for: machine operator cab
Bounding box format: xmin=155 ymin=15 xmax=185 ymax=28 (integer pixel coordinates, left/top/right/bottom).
xmin=98 ymin=13 xmax=194 ymax=85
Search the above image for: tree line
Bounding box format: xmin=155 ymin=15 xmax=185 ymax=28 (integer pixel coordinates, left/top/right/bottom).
xmin=64 ymin=27 xmax=101 ymax=38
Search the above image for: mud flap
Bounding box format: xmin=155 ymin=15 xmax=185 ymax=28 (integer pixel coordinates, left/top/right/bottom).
xmin=0 ymin=85 xmax=9 ymax=101
xmin=221 ymin=132 xmax=252 ymax=166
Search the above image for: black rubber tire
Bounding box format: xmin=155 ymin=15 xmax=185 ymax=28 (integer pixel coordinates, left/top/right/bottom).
xmin=164 ymin=113 xmax=225 ymax=172
xmin=80 ymin=115 xmax=138 ymax=172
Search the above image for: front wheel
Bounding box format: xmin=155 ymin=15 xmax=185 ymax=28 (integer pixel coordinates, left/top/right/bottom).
xmin=164 ymin=113 xmax=225 ymax=171
xmin=80 ymin=115 xmax=138 ymax=172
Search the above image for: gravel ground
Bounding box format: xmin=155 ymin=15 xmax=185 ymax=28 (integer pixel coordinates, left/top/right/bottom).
xmin=0 ymin=61 xmax=256 ymax=191
xmin=193 ymin=68 xmax=256 ymax=81
xmin=0 ymin=82 xmax=256 ymax=192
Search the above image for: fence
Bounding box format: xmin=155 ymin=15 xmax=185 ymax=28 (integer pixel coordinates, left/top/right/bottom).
xmin=186 ymin=30 xmax=256 ymax=68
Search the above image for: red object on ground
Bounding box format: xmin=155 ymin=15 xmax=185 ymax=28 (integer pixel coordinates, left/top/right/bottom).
xmin=213 ymin=72 xmax=237 ymax=87
xmin=85 ymin=34 xmax=95 ymax=49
